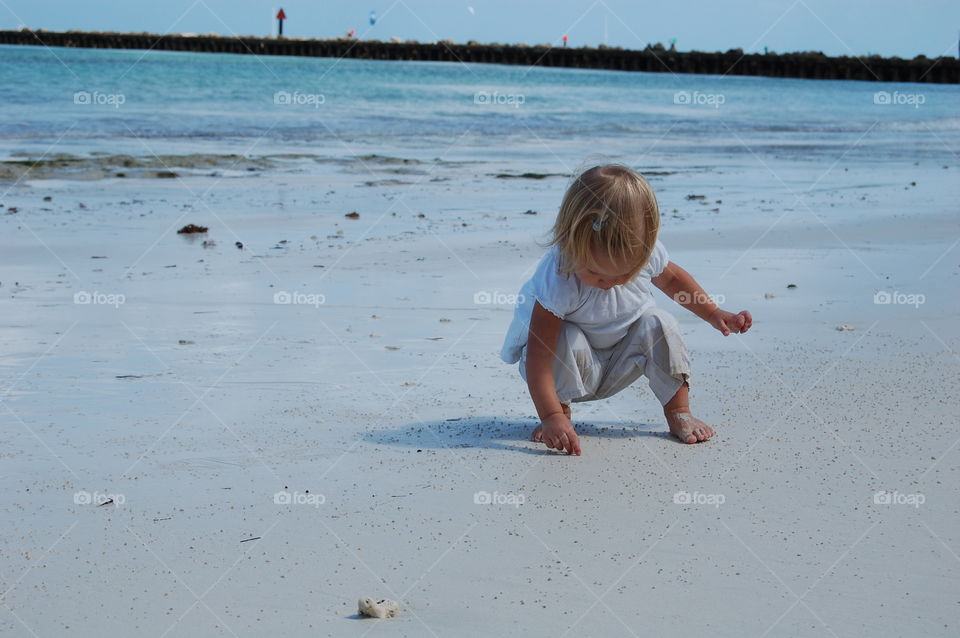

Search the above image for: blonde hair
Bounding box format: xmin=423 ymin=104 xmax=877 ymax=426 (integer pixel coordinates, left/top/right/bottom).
xmin=549 ymin=164 xmax=660 ymax=279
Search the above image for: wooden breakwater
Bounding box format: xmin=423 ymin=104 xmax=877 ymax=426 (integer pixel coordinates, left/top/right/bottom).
xmin=1 ymin=29 xmax=957 ymax=84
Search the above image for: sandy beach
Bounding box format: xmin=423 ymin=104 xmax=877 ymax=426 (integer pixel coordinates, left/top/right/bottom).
xmin=0 ymin=21 xmax=958 ymax=635
xmin=1 ymin=136 xmax=958 ymax=637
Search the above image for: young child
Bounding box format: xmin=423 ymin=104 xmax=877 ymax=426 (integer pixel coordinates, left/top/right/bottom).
xmin=501 ymin=164 xmax=752 ymax=455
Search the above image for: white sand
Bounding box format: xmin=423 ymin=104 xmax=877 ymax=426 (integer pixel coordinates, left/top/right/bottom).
xmin=1 ymin=154 xmax=958 ymax=637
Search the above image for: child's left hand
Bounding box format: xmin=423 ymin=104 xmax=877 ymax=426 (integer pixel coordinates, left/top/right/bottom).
xmin=708 ymin=308 xmax=752 ymax=336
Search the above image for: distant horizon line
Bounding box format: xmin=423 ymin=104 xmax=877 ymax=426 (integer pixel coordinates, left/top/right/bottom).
xmin=5 ymin=26 xmax=955 ymax=61
xmin=1 ymin=28 xmax=956 ymax=83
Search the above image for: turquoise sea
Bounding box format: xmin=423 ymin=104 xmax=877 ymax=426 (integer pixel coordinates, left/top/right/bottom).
xmin=0 ymin=43 xmax=957 ymax=163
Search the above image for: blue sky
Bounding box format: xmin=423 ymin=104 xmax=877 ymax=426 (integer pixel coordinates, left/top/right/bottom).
xmin=2 ymin=0 xmax=957 ymax=59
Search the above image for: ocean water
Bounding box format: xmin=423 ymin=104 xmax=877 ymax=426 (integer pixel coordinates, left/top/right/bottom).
xmin=0 ymin=43 xmax=957 ymax=164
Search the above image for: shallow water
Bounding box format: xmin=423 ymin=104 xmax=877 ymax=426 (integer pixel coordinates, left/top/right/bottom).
xmin=1 ymin=44 xmax=957 ymax=165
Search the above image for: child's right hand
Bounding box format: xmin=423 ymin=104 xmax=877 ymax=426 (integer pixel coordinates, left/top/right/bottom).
xmin=538 ymin=413 xmax=581 ymax=455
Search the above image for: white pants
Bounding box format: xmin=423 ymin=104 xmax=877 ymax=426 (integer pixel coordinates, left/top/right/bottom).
xmin=519 ymin=307 xmax=691 ymax=407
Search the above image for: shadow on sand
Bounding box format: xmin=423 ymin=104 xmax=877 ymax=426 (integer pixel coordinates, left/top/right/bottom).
xmin=362 ymin=416 xmax=672 ymax=454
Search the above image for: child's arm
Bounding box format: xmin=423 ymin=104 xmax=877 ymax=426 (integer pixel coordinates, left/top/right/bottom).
xmin=525 ymin=302 xmax=582 ymax=455
xmin=652 ymin=262 xmax=752 ymax=335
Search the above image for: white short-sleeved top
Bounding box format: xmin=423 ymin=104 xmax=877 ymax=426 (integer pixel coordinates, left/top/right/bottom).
xmin=500 ymin=240 xmax=670 ymax=363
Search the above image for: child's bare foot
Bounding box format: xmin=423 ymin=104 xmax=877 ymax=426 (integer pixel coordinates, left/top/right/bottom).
xmin=532 ymin=404 xmax=571 ymax=441
xmin=665 ymin=409 xmax=715 ymax=444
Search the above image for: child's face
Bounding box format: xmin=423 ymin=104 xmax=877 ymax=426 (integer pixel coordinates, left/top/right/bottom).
xmin=574 ymin=249 xmax=635 ymax=290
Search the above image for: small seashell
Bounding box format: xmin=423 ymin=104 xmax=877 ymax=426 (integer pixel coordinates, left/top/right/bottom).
xmin=358 ymin=597 xmax=399 ymax=618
